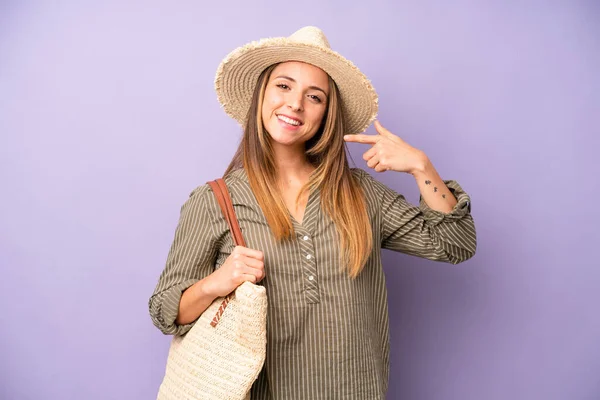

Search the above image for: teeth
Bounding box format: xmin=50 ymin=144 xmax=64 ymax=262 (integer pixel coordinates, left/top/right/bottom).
xmin=277 ymin=115 xmax=301 ymax=126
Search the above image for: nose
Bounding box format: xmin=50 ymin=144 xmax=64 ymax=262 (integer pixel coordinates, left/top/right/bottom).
xmin=287 ymin=92 xmax=303 ymax=112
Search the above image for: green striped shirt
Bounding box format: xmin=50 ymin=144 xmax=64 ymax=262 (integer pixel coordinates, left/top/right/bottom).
xmin=149 ymin=168 xmax=476 ymax=399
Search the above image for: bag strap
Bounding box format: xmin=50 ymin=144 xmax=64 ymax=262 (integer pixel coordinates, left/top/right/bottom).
xmin=206 ymin=178 xmax=246 ymax=328
xmin=207 ymin=178 xmax=246 ymax=247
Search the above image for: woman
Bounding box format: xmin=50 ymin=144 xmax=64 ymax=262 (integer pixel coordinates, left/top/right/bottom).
xmin=149 ymin=26 xmax=476 ymax=399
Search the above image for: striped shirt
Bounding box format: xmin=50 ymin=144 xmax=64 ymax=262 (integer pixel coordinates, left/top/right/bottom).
xmin=149 ymin=168 xmax=476 ymax=399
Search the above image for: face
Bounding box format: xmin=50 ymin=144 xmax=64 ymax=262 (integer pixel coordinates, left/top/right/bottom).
xmin=261 ymin=61 xmax=330 ymax=149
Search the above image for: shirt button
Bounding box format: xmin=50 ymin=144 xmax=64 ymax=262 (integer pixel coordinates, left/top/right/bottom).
xmin=306 ymin=254 xmax=312 ymax=260
xmin=303 ymin=235 xmax=309 ymax=241
xmin=308 ymin=275 xmax=314 ymax=281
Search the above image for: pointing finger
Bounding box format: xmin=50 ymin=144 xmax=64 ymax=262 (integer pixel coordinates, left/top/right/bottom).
xmin=344 ymin=134 xmax=379 ymax=144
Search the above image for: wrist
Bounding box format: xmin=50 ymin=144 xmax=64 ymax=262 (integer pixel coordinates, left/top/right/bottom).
xmin=195 ymin=276 xmax=218 ymax=300
xmin=410 ymin=153 xmax=431 ymax=177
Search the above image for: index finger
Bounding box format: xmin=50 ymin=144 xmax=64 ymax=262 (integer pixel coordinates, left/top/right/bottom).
xmin=234 ymin=245 xmax=264 ymax=261
xmin=343 ymin=134 xmax=379 ymax=144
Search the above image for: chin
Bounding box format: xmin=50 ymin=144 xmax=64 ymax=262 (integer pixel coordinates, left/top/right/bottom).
xmin=269 ymin=134 xmax=299 ymax=147
xmin=266 ymin=126 xmax=301 ymax=145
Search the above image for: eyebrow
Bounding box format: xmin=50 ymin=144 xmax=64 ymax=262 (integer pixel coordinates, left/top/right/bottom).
xmin=274 ymin=75 xmax=328 ymax=97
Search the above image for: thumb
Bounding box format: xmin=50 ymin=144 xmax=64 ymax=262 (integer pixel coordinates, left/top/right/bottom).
xmin=374 ymin=120 xmax=394 ymax=138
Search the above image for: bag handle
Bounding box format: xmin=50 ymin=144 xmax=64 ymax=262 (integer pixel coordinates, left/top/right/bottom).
xmin=206 ymin=178 xmax=247 ymax=328
xmin=208 ymin=178 xmax=246 ymax=247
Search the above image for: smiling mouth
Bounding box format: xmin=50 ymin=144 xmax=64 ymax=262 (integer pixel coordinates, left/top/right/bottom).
xmin=277 ymin=114 xmax=303 ymax=126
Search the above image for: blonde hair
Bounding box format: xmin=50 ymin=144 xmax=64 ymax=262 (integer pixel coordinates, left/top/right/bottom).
xmin=224 ymin=64 xmax=373 ymax=278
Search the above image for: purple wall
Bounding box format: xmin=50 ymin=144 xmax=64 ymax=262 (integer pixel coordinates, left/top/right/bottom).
xmin=1 ymin=1 xmax=599 ymax=399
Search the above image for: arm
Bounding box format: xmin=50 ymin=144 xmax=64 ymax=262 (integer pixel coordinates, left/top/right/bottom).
xmin=149 ymin=185 xmax=266 ymax=335
xmin=176 ymin=245 xmax=265 ymax=326
xmin=346 ymin=121 xmax=476 ymax=263
xmin=175 ymin=278 xmax=218 ymax=326
xmin=148 ymin=185 xmax=220 ymax=336
xmin=358 ymin=168 xmax=475 ymax=263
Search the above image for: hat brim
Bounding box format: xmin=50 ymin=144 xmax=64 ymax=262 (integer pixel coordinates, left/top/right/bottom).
xmin=215 ymin=38 xmax=378 ymax=135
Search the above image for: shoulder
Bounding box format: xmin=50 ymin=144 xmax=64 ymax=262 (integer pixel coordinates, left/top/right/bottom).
xmin=350 ymin=168 xmax=369 ymax=181
xmin=186 ymin=169 xmax=252 ymax=210
xmin=350 ymin=167 xmax=384 ymax=193
xmin=349 ymin=168 xmax=406 ymax=207
xmin=187 ymin=169 xmax=245 ymax=197
xmin=349 ymin=168 xmax=386 ymax=212
xmin=183 ymin=184 xmax=216 ymax=213
xmin=223 ymin=168 xmax=250 ymax=194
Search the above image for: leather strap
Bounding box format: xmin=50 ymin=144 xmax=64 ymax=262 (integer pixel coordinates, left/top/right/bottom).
xmin=207 ymin=179 xmax=246 ymax=247
xmin=207 ymin=178 xmax=247 ymax=328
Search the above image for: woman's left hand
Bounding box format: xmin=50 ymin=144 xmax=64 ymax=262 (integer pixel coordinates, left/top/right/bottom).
xmin=344 ymin=120 xmax=428 ymax=175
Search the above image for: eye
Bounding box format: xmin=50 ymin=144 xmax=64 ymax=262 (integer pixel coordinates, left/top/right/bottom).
xmin=308 ymin=94 xmax=323 ymax=103
xmin=276 ymin=83 xmax=290 ymax=90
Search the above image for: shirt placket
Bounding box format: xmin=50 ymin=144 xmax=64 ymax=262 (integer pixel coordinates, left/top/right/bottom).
xmin=295 ymin=227 xmax=320 ymax=304
xmin=293 ymin=187 xmax=321 ymax=305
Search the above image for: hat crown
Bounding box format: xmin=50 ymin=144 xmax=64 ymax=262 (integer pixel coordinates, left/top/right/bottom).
xmin=288 ymin=26 xmax=331 ymax=49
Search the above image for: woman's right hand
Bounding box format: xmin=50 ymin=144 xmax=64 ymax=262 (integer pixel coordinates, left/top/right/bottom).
xmin=203 ymin=246 xmax=265 ymax=298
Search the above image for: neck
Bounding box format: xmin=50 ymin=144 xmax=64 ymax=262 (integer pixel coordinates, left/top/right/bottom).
xmin=271 ymin=143 xmax=315 ymax=188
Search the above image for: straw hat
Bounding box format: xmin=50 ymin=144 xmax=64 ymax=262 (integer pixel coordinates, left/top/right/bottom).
xmin=214 ymin=26 xmax=378 ymax=135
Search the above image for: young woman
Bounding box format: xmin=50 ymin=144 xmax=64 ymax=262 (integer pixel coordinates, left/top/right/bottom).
xmin=150 ymin=26 xmax=476 ymax=399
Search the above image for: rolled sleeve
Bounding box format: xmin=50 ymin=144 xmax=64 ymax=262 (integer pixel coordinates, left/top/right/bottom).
xmin=149 ymin=278 xmax=199 ymax=336
xmin=148 ymin=185 xmax=221 ymax=336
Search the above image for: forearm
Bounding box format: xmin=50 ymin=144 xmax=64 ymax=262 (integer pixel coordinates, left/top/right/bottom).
xmin=411 ymin=157 xmax=457 ymax=213
xmin=176 ymin=277 xmax=218 ymax=325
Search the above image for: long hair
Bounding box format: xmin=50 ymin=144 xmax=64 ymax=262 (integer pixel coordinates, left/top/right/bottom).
xmin=224 ymin=64 xmax=373 ymax=278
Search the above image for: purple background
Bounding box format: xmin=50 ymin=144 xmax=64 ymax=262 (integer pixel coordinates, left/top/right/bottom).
xmin=1 ymin=1 xmax=599 ymax=399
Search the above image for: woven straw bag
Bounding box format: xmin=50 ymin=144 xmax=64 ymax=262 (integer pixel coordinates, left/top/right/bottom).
xmin=157 ymin=178 xmax=267 ymax=400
